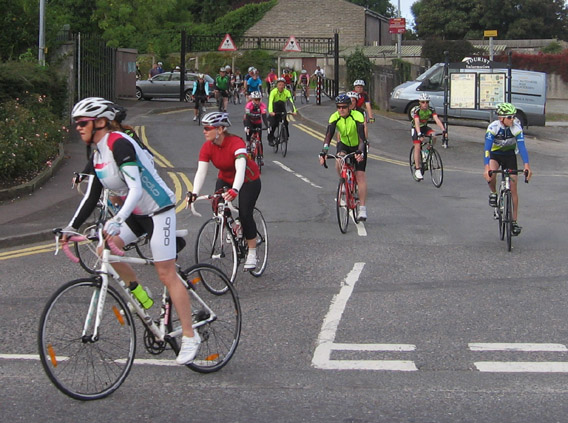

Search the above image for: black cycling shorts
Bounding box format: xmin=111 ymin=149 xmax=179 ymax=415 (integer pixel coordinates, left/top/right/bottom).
xmin=490 ymin=151 xmax=517 ymax=171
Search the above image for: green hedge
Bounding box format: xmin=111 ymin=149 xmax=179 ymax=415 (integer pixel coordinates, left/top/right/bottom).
xmin=0 ymin=62 xmax=68 ymax=183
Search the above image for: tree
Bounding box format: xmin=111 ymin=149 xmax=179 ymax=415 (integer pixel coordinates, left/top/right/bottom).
xmin=347 ymin=0 xmax=396 ymax=16
xmin=345 ymin=48 xmax=373 ymax=89
xmin=412 ymin=0 xmax=568 ymax=40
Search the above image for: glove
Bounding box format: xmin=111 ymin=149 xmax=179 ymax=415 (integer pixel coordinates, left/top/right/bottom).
xmin=185 ymin=191 xmax=197 ymax=207
xmin=104 ymin=216 xmax=124 ymax=236
xmin=244 ymin=127 xmax=250 ymax=135
xmin=368 ymin=117 xmax=375 ymax=123
xmin=224 ymin=188 xmax=239 ymax=202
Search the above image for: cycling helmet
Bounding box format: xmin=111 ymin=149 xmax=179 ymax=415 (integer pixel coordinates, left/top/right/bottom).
xmin=250 ymin=91 xmax=262 ymax=99
xmin=248 ymin=66 xmax=255 ymax=72
xmin=301 ymin=69 xmax=307 ymax=74
xmin=219 ymin=67 xmax=226 ymax=72
xmin=72 ymin=97 xmax=116 ymax=120
xmin=346 ymin=91 xmax=358 ymax=99
xmin=335 ymin=94 xmax=350 ymax=105
xmin=112 ymin=104 xmax=127 ymax=123
xmin=276 ymin=77 xmax=286 ymax=83
xmin=418 ymin=93 xmax=431 ymax=102
xmin=353 ymin=79 xmax=365 ymax=87
xmin=202 ymin=112 xmax=231 ymax=127
xmin=224 ymin=65 xmax=231 ymax=71
xmin=496 ymin=102 xmax=517 ymax=116
xmin=198 ymin=73 xmax=204 ymax=79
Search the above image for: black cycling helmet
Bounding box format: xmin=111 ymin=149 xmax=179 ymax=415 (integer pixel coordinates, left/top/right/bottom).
xmin=335 ymin=94 xmax=350 ymax=105
xmin=113 ymin=104 xmax=127 ymax=124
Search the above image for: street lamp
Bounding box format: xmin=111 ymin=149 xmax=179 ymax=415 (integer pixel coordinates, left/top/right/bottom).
xmin=38 ymin=0 xmax=46 ymax=65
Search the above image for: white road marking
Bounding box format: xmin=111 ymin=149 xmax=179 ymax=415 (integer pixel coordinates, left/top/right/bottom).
xmin=0 ymin=354 xmax=180 ymax=366
xmin=475 ymin=362 xmax=568 ymax=373
xmin=273 ymin=160 xmax=322 ymax=188
xmin=469 ymin=343 xmax=568 ymax=352
xmin=312 ymin=262 xmax=418 ymax=371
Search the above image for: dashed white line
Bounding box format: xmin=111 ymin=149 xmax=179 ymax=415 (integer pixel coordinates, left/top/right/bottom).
xmin=469 ymin=343 xmax=568 ymax=352
xmin=272 ymin=160 xmax=322 ymax=188
xmin=475 ymin=362 xmax=568 ymax=373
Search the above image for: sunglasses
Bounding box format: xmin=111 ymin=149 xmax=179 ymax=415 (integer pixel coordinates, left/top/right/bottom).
xmin=336 ymin=105 xmax=349 ymax=110
xmin=419 ymin=101 xmax=429 ymax=104
xmin=504 ymin=115 xmax=515 ymax=120
xmin=75 ymin=117 xmax=96 ymax=127
xmin=252 ymin=98 xmax=261 ymax=101
xmin=203 ymin=126 xmax=217 ymax=131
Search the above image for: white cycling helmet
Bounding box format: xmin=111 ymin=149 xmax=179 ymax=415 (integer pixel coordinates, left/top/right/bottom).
xmin=353 ymin=79 xmax=365 ymax=87
xmin=72 ymin=97 xmax=116 ymax=120
xmin=202 ymin=112 xmax=231 ymax=127
xmin=276 ymin=77 xmax=286 ymax=83
xmin=249 ymin=91 xmax=262 ymax=99
xmin=248 ymin=66 xmax=255 ymax=72
xmin=418 ymin=93 xmax=431 ymax=102
xmin=346 ymin=91 xmax=358 ymax=99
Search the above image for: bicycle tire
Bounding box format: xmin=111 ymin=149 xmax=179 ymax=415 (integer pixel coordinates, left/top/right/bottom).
xmin=281 ymin=124 xmax=288 ymax=157
xmin=498 ymin=189 xmax=505 ymax=241
xmin=273 ymin=125 xmax=280 ymax=153
xmin=336 ymin=179 xmax=349 ymax=233
xmin=74 ymin=226 xmax=101 ymax=274
xmin=351 ymin=178 xmax=360 ymax=223
xmin=195 ymin=218 xmax=238 ymax=288
xmin=169 ymin=264 xmax=241 ymax=373
xmin=250 ymin=207 xmax=269 ymax=277
xmin=505 ymin=190 xmax=513 ymax=251
xmin=38 ymin=278 xmax=136 ymax=400
xmin=429 ymin=148 xmax=444 ymax=188
xmin=255 ymin=141 xmax=263 ymax=173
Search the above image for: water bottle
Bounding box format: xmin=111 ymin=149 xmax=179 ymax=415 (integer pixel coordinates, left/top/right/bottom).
xmin=421 ymin=149 xmax=428 ymax=163
xmin=129 ymin=282 xmax=153 ymax=309
xmin=233 ymin=218 xmax=242 ymax=239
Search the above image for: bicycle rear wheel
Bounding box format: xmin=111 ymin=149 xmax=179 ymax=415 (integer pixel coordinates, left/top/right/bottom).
xmin=38 ymin=278 xmax=136 ymax=400
xmin=429 ymin=148 xmax=444 ymax=188
xmin=195 ymin=218 xmax=238 ymax=288
xmin=272 ymin=125 xmax=280 ymax=153
xmin=336 ymin=179 xmax=349 ymax=233
xmin=250 ymin=207 xmax=269 ymax=277
xmin=504 ymin=190 xmax=513 ymax=251
xmin=170 ymin=264 xmax=241 ymax=373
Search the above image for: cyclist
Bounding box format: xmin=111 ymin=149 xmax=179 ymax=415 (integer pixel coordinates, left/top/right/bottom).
xmin=267 ymin=77 xmax=297 ymax=147
xmin=353 ymin=79 xmax=375 ymax=138
xmin=231 ymin=68 xmax=244 ymax=98
xmin=245 ymin=69 xmax=263 ymax=101
xmin=243 ymin=91 xmax=269 ymax=164
xmin=187 ymin=112 xmax=261 ymax=269
xmin=410 ymin=93 xmax=446 ymax=181
xmin=483 ymin=102 xmax=532 ymax=236
xmin=298 ymin=69 xmax=310 ymax=102
xmin=214 ymin=67 xmax=230 ymax=112
xmin=346 ymin=91 xmax=359 ymax=110
xmin=191 ymin=73 xmax=210 ymax=121
xmin=265 ymin=68 xmax=278 ymax=92
xmin=318 ymin=94 xmax=368 ymax=221
xmin=64 ymin=97 xmax=200 ymax=365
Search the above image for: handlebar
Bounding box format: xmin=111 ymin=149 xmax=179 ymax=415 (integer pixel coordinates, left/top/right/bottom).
xmin=185 ymin=190 xmax=239 ymax=217
xmin=319 ymin=151 xmax=361 ymax=169
xmin=53 ymin=225 xmax=124 ymax=264
xmin=488 ymin=169 xmax=529 ymax=183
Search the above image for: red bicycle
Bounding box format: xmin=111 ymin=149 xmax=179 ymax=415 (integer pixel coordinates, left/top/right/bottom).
xmin=321 ymin=151 xmax=360 ymax=233
xmin=248 ymin=127 xmax=264 ymax=173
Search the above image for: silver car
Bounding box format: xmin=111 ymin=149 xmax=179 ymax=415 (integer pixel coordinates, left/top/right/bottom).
xmin=136 ymin=72 xmax=214 ymax=102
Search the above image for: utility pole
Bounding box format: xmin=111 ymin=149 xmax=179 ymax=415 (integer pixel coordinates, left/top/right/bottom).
xmin=38 ymin=0 xmax=46 ymax=65
xmin=397 ymin=0 xmax=402 ymax=59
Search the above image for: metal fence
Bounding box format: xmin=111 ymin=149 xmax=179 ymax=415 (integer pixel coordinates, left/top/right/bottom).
xmin=74 ymin=33 xmax=116 ymax=102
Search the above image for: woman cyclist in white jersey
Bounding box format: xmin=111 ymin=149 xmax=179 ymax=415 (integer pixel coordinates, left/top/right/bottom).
xmin=63 ymin=97 xmax=200 ymax=365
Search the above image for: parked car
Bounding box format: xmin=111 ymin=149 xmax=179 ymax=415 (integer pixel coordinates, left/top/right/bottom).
xmin=136 ymin=72 xmax=214 ymax=102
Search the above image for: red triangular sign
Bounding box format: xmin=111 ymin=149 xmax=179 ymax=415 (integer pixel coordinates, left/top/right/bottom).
xmin=283 ymin=36 xmax=301 ymax=52
xmin=218 ymin=34 xmax=237 ymax=51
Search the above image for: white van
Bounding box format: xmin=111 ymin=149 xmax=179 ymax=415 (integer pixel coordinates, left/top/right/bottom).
xmin=389 ymin=63 xmax=547 ymax=127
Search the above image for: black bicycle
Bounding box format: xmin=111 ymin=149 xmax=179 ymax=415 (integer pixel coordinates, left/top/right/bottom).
xmin=489 ymin=169 xmax=529 ymax=252
xmin=409 ymin=132 xmax=445 ymax=188
xmin=272 ymin=112 xmax=290 ymax=157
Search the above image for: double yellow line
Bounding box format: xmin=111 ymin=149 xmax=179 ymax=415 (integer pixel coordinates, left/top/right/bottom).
xmin=0 ymin=126 xmax=193 ymax=261
xmin=135 ymin=126 xmax=193 ymax=214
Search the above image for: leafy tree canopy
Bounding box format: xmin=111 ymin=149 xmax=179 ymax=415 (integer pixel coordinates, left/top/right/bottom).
xmin=347 ymin=0 xmax=396 ymax=17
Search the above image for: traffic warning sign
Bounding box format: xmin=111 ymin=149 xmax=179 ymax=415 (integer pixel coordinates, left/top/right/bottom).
xmin=283 ymin=36 xmax=301 ymax=52
xmin=218 ymin=33 xmax=237 ymax=51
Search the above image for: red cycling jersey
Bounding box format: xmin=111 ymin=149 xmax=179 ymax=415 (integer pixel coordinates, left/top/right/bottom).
xmin=198 ymin=134 xmax=260 ymax=184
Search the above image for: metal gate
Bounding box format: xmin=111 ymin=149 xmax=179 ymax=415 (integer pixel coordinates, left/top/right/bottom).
xmin=74 ymin=33 xmax=116 ymax=102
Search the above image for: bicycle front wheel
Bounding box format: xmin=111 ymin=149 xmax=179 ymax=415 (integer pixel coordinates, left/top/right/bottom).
xmin=281 ymin=125 xmax=288 ymax=157
xmin=336 ymin=179 xmax=349 ymax=233
xmin=504 ymin=190 xmax=513 ymax=251
xmin=38 ymin=278 xmax=136 ymax=400
xmin=273 ymin=126 xmax=280 ymax=153
xmin=429 ymin=148 xmax=444 ymax=188
xmin=74 ymin=227 xmax=101 ymax=274
xmin=170 ymin=264 xmax=241 ymax=373
xmin=195 ymin=218 xmax=238 ymax=287
xmin=250 ymin=207 xmax=269 ymax=277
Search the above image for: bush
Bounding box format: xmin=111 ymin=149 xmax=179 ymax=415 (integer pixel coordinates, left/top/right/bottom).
xmin=0 ymin=62 xmax=69 ymax=184
xmin=345 ymin=48 xmax=373 ymax=90
xmin=495 ymin=50 xmax=568 ymax=82
xmin=421 ymin=39 xmax=483 ymax=64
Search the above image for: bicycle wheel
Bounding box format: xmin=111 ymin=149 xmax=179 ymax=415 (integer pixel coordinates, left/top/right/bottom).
xmin=272 ymin=125 xmax=280 ymax=153
xmin=38 ymin=278 xmax=136 ymax=400
xmin=409 ymin=145 xmax=420 ymax=181
xmin=169 ymin=264 xmax=241 ymax=373
xmin=350 ymin=180 xmax=360 ymax=223
xmin=336 ymin=179 xmax=349 ymax=233
xmin=504 ymin=190 xmax=513 ymax=251
xmin=195 ymin=218 xmax=238 ymax=287
xmin=254 ymin=140 xmax=263 ymax=173
xmin=429 ymin=148 xmax=444 ymax=188
xmin=249 ymin=207 xmax=269 ymax=277
xmin=74 ymin=226 xmax=101 ymax=274
xmin=498 ymin=190 xmax=505 ymax=240
xmin=281 ymin=124 xmax=288 ymax=158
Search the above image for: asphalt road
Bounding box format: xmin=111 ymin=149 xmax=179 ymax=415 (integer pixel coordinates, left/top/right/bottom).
xmin=2 ymin=98 xmax=568 ymax=422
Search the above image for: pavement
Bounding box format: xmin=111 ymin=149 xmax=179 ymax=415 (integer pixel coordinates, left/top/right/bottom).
xmin=0 ymin=96 xmax=566 ymax=249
